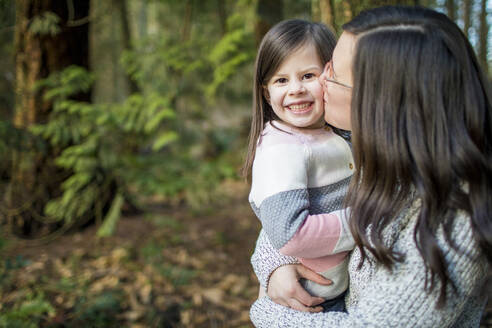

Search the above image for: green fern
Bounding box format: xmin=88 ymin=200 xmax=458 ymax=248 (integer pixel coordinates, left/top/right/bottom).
xmin=32 ymin=66 xmax=178 ymax=233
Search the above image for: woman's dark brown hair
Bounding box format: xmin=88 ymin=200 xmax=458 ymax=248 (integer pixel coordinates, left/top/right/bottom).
xmin=344 ymin=6 xmax=492 ymax=307
xmin=242 ymin=19 xmax=336 ymax=180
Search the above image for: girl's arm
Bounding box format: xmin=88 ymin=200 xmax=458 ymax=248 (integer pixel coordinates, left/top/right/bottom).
xmin=278 ymin=209 xmax=354 ymax=258
xmin=250 ymin=216 xmax=488 ymax=327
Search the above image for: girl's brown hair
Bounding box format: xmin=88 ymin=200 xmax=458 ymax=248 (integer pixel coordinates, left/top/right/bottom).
xmin=242 ymin=19 xmax=336 ymax=180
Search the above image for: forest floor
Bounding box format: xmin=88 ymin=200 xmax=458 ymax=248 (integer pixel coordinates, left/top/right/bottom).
xmin=1 ymin=179 xmax=491 ymax=328
xmin=0 ymin=180 xmax=261 ymax=327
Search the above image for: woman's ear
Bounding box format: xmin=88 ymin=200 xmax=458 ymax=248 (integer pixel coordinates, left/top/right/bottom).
xmin=263 ymin=86 xmax=271 ymax=104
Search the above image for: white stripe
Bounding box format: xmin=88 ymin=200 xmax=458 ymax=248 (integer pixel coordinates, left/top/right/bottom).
xmin=249 ymin=143 xmax=308 ymax=205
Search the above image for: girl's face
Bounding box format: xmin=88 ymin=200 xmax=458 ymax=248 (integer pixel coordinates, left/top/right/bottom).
xmin=265 ymin=43 xmax=325 ymax=129
xmin=319 ymin=31 xmax=356 ymax=131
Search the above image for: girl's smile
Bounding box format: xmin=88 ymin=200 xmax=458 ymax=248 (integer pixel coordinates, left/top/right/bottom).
xmin=285 ymin=101 xmax=314 ymax=113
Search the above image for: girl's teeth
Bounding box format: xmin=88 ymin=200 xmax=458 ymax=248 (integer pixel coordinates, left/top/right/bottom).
xmin=289 ymin=103 xmax=310 ymax=110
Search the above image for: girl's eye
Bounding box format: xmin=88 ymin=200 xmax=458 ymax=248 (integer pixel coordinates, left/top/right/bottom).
xmin=303 ymin=73 xmax=316 ymax=80
xmin=275 ymin=78 xmax=288 ymax=84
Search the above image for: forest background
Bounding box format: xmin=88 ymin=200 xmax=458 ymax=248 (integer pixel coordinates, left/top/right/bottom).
xmin=0 ymin=0 xmax=490 ymax=327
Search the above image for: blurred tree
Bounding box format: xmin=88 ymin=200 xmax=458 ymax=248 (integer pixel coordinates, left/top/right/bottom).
xmin=478 ymin=0 xmax=489 ymax=73
xmin=255 ymin=0 xmax=283 ymax=46
xmin=462 ymin=0 xmax=474 ymax=38
xmin=319 ymin=0 xmax=338 ymax=33
xmin=90 ymin=1 xmax=129 ymax=103
xmin=445 ymin=0 xmax=456 ymax=21
xmin=0 ymin=0 xmax=15 ymax=119
xmin=182 ymin=0 xmax=193 ymax=41
xmin=7 ymin=0 xmax=90 ymax=236
xmin=115 ymin=0 xmax=139 ymax=94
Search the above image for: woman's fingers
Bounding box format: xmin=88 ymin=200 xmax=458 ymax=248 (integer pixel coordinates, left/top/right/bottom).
xmin=287 ymin=298 xmax=324 ymax=313
xmin=267 ymin=264 xmax=332 ymax=309
xmin=292 ymin=282 xmax=326 ymax=307
xmin=297 ymin=265 xmax=332 ymax=286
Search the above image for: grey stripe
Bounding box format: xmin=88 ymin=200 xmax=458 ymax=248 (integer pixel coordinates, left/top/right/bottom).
xmin=251 ymin=175 xmax=351 ymax=249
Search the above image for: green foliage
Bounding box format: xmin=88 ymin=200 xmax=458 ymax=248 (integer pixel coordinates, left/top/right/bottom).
xmin=96 ymin=192 xmax=123 ymax=237
xmin=4 ymin=0 xmax=253 ymax=238
xmin=158 ymin=264 xmax=197 ymax=287
xmin=31 ymin=66 xmax=178 ymax=231
xmin=0 ymin=292 xmax=55 ymax=328
xmin=116 ymin=10 xmax=250 ymax=210
xmin=206 ymin=18 xmax=256 ymax=99
xmin=29 ymin=12 xmax=61 ymax=36
xmin=72 ymin=291 xmax=124 ymax=327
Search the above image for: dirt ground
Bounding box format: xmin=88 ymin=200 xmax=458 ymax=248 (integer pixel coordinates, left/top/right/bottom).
xmin=1 ymin=180 xmax=261 ymax=327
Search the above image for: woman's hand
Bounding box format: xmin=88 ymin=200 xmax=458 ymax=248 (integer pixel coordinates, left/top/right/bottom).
xmin=267 ymin=264 xmax=332 ymax=312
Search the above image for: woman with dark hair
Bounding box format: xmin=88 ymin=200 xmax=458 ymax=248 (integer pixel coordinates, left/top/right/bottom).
xmin=249 ymin=5 xmax=492 ymax=327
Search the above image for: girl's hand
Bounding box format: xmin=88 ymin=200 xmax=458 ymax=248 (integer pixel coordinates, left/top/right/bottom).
xmin=267 ymin=264 xmax=332 ymax=312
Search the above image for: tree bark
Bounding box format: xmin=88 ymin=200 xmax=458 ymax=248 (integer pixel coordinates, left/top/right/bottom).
xmin=182 ymin=0 xmax=193 ymax=42
xmin=255 ymin=0 xmax=283 ymax=47
xmin=319 ymin=0 xmax=337 ymax=33
xmin=445 ymin=0 xmax=456 ymax=22
xmin=114 ymin=0 xmax=139 ymax=94
xmin=311 ymin=0 xmax=320 ymax=22
xmin=8 ymin=0 xmax=90 ymax=236
xmin=462 ymin=0 xmax=474 ymax=38
xmin=345 ymin=0 xmax=358 ymax=22
xmin=478 ymin=0 xmax=488 ymax=73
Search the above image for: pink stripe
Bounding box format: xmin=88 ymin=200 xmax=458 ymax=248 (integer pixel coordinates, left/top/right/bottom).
xmin=279 ymin=213 xmax=341 ymax=258
xmin=300 ymin=251 xmax=349 ymax=272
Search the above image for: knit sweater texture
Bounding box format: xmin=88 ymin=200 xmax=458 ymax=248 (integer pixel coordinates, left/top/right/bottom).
xmin=249 ymin=121 xmax=354 ymax=298
xmin=250 ymin=198 xmax=489 ymax=327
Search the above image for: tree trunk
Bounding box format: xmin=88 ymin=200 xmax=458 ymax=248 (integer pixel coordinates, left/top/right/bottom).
xmin=114 ymin=0 xmax=139 ymax=94
xmin=8 ymin=0 xmax=90 ymax=236
xmin=255 ymin=0 xmax=283 ymax=46
xmin=182 ymin=0 xmax=193 ymax=42
xmin=345 ymin=0 xmax=358 ymax=22
xmin=311 ymin=0 xmax=320 ymax=22
xmin=478 ymin=0 xmax=488 ymax=73
xmin=445 ymin=0 xmax=456 ymax=22
xmin=462 ymin=0 xmax=474 ymax=38
xmin=319 ymin=0 xmax=337 ymax=33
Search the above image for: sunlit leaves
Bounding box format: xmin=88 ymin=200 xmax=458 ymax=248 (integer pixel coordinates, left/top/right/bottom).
xmin=97 ymin=193 xmax=124 ymax=237
xmin=35 ymin=66 xmax=93 ymax=101
xmin=152 ymin=131 xmax=178 ymax=151
xmin=29 ymin=12 xmax=60 ymax=36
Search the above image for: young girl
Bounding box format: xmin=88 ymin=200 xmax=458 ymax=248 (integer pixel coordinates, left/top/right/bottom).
xmin=243 ymin=19 xmax=355 ymax=311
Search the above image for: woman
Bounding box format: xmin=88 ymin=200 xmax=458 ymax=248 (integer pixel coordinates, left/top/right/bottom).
xmin=250 ymin=5 xmax=492 ymax=327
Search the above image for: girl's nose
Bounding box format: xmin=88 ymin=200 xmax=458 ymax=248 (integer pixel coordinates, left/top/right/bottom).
xmin=288 ymin=80 xmax=306 ymax=95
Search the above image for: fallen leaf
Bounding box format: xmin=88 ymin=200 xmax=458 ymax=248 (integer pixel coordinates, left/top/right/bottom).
xmin=202 ymin=288 xmax=224 ymax=304
xmin=89 ymin=275 xmax=119 ymax=293
xmin=181 ymin=309 xmax=192 ymax=325
xmin=111 ymin=248 xmax=129 ymax=263
xmin=192 ymin=293 xmax=202 ymax=306
xmin=138 ymin=284 xmax=152 ymax=304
